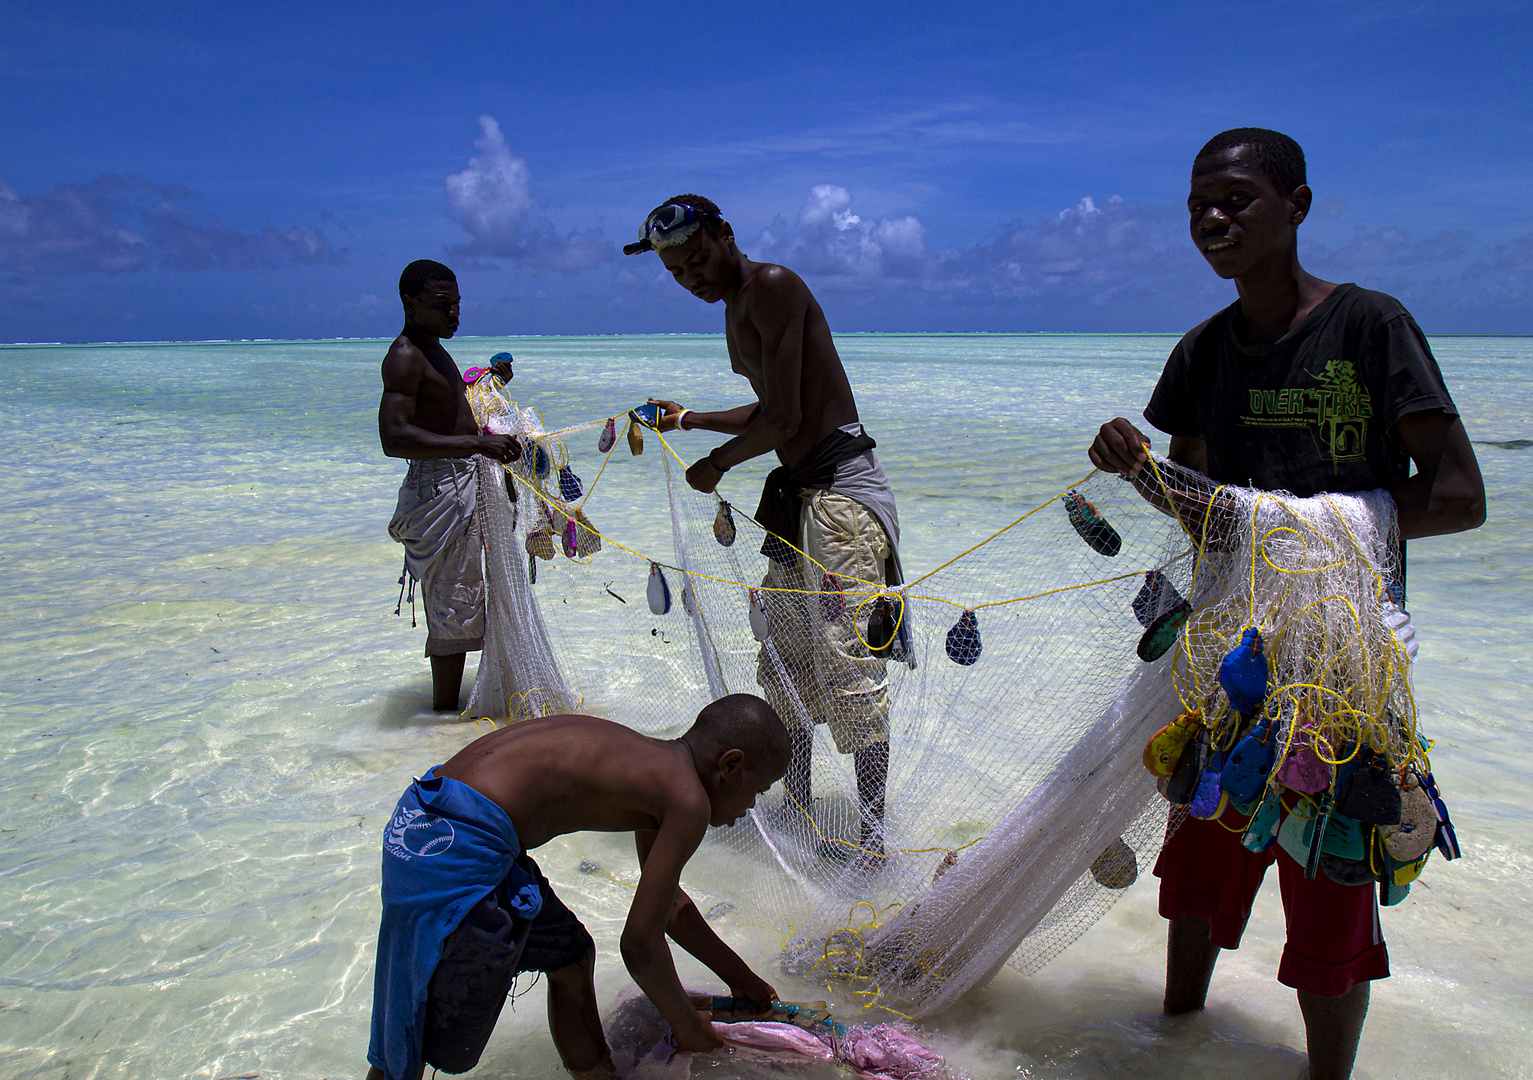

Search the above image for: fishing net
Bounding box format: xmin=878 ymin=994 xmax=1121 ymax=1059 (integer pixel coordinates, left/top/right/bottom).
xmin=1159 ymin=465 xmax=1420 ymax=772
xmin=458 ymin=376 xmax=1428 ymax=1017
xmin=461 ymin=385 xmax=578 ymax=721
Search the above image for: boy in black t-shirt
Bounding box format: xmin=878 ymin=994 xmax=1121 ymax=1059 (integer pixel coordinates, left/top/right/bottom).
xmin=1089 ymin=129 xmax=1484 ymax=1080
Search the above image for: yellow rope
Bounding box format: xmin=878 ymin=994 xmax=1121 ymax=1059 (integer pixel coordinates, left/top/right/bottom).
xmin=508 ymin=451 xmax=1156 ymax=611
xmin=904 ymin=471 xmax=1099 ymax=589
xmin=576 ymin=422 xmax=623 ymax=511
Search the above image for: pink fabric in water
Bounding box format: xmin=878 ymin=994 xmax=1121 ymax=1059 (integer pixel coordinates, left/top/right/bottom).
xmin=713 ymin=1021 xmax=945 ymax=1080
xmin=837 ymin=1025 xmax=946 ymax=1080
xmin=714 ymin=1020 xmax=834 ymax=1060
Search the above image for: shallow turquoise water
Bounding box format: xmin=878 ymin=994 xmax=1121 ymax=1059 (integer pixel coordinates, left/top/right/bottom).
xmin=0 ymin=333 xmax=1528 ymax=1079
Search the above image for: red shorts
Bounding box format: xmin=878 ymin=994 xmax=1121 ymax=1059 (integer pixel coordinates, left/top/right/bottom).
xmin=1153 ymin=803 xmax=1389 ymax=997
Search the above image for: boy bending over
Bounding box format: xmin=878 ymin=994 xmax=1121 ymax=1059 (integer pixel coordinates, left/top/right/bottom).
xmin=364 ymin=694 xmax=788 ymax=1079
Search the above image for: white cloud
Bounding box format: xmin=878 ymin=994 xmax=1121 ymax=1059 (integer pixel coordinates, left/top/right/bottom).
xmin=798 ymin=184 xmax=861 ymax=230
xmin=0 ymin=175 xmax=343 ymax=274
xmin=443 ymin=115 xmax=608 ymax=271
xmin=931 ymin=195 xmax=1207 ymax=302
xmin=743 ymin=188 xmax=1200 ymax=307
xmin=445 ymin=116 xmax=534 ymax=235
xmin=751 ymin=185 xmax=926 ymax=280
xmin=615 ymin=186 xmax=1533 ymax=332
xmin=1307 ymin=226 xmax=1469 ymax=271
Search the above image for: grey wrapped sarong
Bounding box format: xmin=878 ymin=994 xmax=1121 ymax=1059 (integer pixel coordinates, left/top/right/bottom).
xmin=388 ymin=459 xmax=485 ymax=657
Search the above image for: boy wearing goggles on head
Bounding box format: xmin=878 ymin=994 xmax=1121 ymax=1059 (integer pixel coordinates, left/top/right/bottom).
xmin=626 ymin=196 xmax=901 ymax=865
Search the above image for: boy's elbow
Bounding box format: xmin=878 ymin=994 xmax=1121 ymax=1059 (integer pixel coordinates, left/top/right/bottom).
xmin=379 ymin=421 xmax=412 ymax=459
xmin=1446 ymin=470 xmax=1487 ymax=532
xmin=1459 ymin=489 xmax=1487 ymax=531
xmin=378 ymin=421 xmax=399 ymax=457
xmin=1429 ymin=483 xmax=1486 ymax=535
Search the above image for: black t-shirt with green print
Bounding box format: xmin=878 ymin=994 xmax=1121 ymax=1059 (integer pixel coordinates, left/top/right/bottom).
xmin=1144 ymin=283 xmax=1458 ymax=499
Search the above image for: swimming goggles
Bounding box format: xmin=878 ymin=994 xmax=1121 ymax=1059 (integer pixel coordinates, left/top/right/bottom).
xmin=623 ymin=202 xmax=715 ymax=255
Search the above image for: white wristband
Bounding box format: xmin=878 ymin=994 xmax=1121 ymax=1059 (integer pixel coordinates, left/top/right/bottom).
xmin=675 ymin=408 xmax=693 ymax=431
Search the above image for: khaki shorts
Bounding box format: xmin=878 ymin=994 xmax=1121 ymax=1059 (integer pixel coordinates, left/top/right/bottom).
xmin=756 ymin=490 xmax=892 ymax=754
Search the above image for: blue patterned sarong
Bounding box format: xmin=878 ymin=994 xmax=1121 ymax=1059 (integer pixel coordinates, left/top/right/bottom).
xmin=366 ymin=768 xmax=542 ymax=1080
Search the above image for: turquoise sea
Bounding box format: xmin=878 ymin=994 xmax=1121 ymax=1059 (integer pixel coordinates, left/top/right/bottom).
xmin=1 ymin=333 xmax=1529 ymax=1079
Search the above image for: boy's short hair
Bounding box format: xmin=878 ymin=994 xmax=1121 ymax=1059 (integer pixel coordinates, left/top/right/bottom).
xmin=687 ymin=693 xmax=790 ymax=777
xmin=399 ymin=259 xmax=457 ymax=298
xmin=1195 ymin=128 xmax=1307 ymax=195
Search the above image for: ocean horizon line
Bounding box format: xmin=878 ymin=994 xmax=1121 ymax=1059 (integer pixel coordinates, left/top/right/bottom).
xmin=4 ymin=330 xmax=1531 ymax=350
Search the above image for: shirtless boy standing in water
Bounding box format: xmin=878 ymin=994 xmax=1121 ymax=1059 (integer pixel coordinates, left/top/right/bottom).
xmin=364 ymin=693 xmax=787 ymax=1080
xmin=379 ymin=259 xmax=518 ymax=711
xmin=628 ymin=197 xmax=903 ymax=863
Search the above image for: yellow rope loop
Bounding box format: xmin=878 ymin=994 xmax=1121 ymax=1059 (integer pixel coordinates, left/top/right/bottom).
xmin=1258 ymin=524 xmax=1346 ymax=577
xmin=847 ymin=591 xmax=907 ymax=654
xmin=456 ymin=687 xmax=565 ymax=731
xmin=847 ymin=900 xmax=891 ymax=928
xmin=820 ymin=929 xmax=868 ymax=979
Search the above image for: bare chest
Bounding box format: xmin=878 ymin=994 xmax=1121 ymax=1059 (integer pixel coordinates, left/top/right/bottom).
xmin=724 ymin=310 xmax=765 ymax=392
xmin=416 ymin=363 xmax=476 ymax=435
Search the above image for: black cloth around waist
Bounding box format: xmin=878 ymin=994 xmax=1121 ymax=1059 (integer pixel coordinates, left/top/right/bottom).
xmin=755 ymin=427 xmax=876 ymax=564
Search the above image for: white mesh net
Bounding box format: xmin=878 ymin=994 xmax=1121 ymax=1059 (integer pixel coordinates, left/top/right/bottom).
xmin=462 ymin=391 xmax=577 ymax=722
xmin=459 ymin=377 xmax=1425 ymax=1017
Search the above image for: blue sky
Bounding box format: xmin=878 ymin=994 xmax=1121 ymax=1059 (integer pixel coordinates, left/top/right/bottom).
xmin=2 ymin=1 xmax=1530 ymax=342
